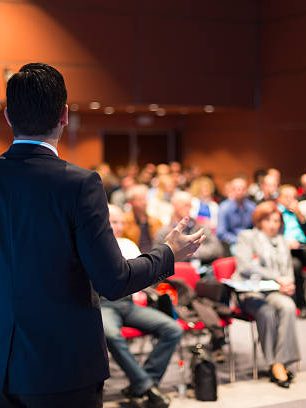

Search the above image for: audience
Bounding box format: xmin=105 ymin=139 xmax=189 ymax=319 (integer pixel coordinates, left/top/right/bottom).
xmin=298 ymin=173 xmax=306 ymax=201
xmin=110 ymin=175 xmax=136 ymax=210
xmin=189 ymin=176 xmax=219 ymax=231
xmin=267 ymin=168 xmax=281 ymax=187
xmin=235 ymin=201 xmax=301 ymax=388
xmin=248 ymin=168 xmax=268 ymax=202
xmin=253 ymin=174 xmax=279 ymax=204
xmin=155 ymin=191 xmax=224 ymax=265
xmin=123 ymin=184 xmax=162 ymax=252
xmin=93 ymin=161 xmax=305 ymax=394
xmin=278 ymin=185 xmax=306 ymax=316
xmin=101 ymin=205 xmax=182 ymax=408
xmin=147 ymin=174 xmax=177 ymax=225
xmin=217 ymin=177 xmax=256 ymax=255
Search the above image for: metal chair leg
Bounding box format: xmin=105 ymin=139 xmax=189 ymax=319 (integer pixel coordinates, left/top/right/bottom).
xmin=251 ymin=321 xmax=258 ymax=380
xmin=297 ymin=360 xmax=301 ymax=372
xmin=225 ymin=325 xmax=236 ymax=383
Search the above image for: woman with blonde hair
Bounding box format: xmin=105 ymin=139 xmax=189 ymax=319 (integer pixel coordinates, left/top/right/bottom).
xmin=190 ymin=176 xmax=219 ymax=231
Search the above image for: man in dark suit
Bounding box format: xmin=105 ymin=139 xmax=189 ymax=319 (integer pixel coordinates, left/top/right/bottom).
xmin=0 ymin=63 xmax=205 ymax=408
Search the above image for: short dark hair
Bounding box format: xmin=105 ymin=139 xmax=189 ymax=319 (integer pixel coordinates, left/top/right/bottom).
xmin=6 ymin=63 xmax=67 ymax=137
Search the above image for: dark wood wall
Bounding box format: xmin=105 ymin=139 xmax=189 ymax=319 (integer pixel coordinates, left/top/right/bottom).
xmin=0 ymin=0 xmax=305 ymax=189
xmin=0 ymin=0 xmax=258 ymax=106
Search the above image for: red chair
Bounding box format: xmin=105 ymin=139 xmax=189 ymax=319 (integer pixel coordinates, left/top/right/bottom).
xmin=212 ymin=257 xmax=259 ymax=380
xmin=169 ymin=262 xmax=235 ymax=382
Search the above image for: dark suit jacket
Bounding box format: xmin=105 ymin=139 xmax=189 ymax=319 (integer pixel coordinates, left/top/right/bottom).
xmin=0 ymin=144 xmax=174 ymax=394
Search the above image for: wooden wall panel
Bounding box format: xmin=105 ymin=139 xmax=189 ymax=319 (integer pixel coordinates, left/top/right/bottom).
xmin=138 ymin=17 xmax=257 ymax=106
xmin=0 ymin=0 xmax=258 ymax=107
xmin=262 ymin=15 xmax=306 ymax=75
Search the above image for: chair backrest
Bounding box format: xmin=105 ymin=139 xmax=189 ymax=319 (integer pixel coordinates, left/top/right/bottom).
xmin=212 ymin=257 xmax=236 ymax=281
xmin=169 ymin=262 xmax=200 ymax=289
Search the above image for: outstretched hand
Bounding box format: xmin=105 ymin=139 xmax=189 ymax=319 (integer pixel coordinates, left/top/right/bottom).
xmin=165 ymin=217 xmax=206 ymax=262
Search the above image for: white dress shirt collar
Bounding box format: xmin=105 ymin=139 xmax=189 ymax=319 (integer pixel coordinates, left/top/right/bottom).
xmin=13 ymin=139 xmax=58 ymax=156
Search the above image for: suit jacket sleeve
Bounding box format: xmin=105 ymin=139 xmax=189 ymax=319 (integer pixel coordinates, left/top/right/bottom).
xmin=74 ymin=172 xmax=174 ymax=300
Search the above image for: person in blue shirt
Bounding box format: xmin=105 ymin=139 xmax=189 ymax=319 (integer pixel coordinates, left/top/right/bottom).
xmin=278 ymin=185 xmax=306 ymax=317
xmin=217 ymin=177 xmax=256 ymax=255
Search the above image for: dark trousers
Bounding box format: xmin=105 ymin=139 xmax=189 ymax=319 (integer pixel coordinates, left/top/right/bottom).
xmin=0 ymin=383 xmax=103 ymax=408
xmin=291 ymin=248 xmax=306 ymax=309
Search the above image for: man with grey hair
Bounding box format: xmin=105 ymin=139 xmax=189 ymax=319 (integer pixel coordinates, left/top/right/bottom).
xmin=156 ymin=191 xmax=223 ymax=264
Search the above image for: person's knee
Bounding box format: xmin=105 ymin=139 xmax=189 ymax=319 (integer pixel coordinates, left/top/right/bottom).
xmin=104 ymin=327 xmax=123 ymax=343
xmin=280 ymin=298 xmax=296 ymax=315
xmin=256 ymin=303 xmax=275 ymax=323
xmin=162 ymin=320 xmax=183 ymax=341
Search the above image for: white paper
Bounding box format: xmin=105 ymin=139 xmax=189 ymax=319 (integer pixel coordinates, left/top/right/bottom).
xmin=221 ymin=279 xmax=280 ymax=293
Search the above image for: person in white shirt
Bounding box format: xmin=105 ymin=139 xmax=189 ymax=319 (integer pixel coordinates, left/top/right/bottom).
xmin=101 ymin=205 xmax=182 ymax=408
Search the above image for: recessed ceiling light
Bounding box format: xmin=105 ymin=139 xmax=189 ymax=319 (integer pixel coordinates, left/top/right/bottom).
xmin=89 ymin=101 xmax=101 ymax=110
xmin=203 ymin=105 xmax=215 ymax=113
xmin=126 ymin=105 xmax=136 ymax=113
xmin=156 ymin=108 xmax=166 ymax=117
xmin=104 ymin=106 xmax=115 ymax=115
xmin=70 ymin=103 xmax=79 ymax=112
xmin=149 ymin=104 xmax=159 ymax=112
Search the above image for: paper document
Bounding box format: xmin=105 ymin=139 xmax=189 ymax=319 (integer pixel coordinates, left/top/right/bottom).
xmin=221 ymin=279 xmax=280 ymax=293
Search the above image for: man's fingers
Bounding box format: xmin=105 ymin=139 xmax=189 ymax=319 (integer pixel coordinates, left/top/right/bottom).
xmin=175 ymin=217 xmax=190 ymax=233
xmin=187 ymin=228 xmax=206 ymax=243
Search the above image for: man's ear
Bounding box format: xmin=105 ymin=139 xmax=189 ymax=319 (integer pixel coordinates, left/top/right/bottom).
xmin=4 ymin=108 xmax=12 ymax=128
xmin=60 ymin=104 xmax=69 ymax=127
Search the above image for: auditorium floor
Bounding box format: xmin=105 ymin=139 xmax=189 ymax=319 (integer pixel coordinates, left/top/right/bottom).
xmin=104 ymin=318 xmax=306 ymax=408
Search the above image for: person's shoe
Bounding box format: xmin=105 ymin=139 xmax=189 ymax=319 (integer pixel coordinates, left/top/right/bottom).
xmin=145 ymin=386 xmax=170 ymax=408
xmin=121 ymin=386 xmax=147 ymax=408
xmin=270 ymin=364 xmax=290 ymax=389
xmin=122 ymin=385 xmax=134 ymax=398
xmin=286 ymin=369 xmax=295 ymax=382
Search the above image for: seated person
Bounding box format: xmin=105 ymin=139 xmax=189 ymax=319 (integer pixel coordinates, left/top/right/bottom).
xmin=217 ymin=177 xmax=256 ymax=255
xmin=235 ymin=201 xmax=301 ymax=388
xmin=254 ymin=174 xmax=279 ymax=204
xmin=101 ymin=205 xmax=182 ymax=407
xmin=110 ymin=175 xmax=136 ymax=210
xmin=155 ymin=191 xmax=224 ymax=265
xmin=248 ymin=168 xmax=267 ymax=203
xmin=298 ymin=173 xmax=306 ymax=201
xmin=278 ymin=184 xmax=306 ymax=316
xmin=155 ymin=191 xmax=225 ymax=361
xmin=147 ymin=174 xmax=176 ymax=226
xmin=123 ymin=184 xmax=162 ymax=252
xmin=189 ymin=176 xmax=219 ymax=232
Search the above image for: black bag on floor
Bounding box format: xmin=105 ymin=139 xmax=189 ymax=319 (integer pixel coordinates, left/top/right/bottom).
xmin=191 ymin=344 xmax=217 ymax=401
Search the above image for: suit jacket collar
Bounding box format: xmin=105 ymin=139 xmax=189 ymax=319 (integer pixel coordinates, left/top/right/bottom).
xmin=2 ymin=143 xmax=59 ymax=159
